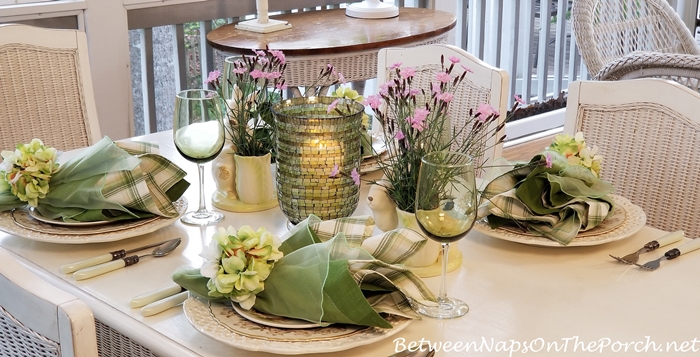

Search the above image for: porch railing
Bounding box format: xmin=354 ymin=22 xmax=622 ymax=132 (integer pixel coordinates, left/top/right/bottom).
xmin=0 ymin=0 xmax=696 ymax=141
xmin=127 ymin=0 xmax=583 ymax=140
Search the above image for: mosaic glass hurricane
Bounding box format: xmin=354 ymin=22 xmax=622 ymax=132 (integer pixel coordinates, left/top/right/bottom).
xmin=272 ymin=96 xmax=364 ymax=224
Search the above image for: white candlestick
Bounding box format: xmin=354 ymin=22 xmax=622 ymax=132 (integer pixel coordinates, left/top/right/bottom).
xmin=257 ymin=0 xmax=269 ymax=24
xmin=235 ymin=0 xmax=292 ymax=33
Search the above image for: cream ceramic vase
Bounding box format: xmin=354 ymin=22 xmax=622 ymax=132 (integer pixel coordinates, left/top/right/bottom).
xmin=211 ymin=145 xmax=278 ymax=212
xmin=365 ymin=181 xmax=441 ymax=268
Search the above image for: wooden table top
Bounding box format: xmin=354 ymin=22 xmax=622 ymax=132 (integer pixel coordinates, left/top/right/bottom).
xmin=206 ymin=7 xmax=456 ymax=56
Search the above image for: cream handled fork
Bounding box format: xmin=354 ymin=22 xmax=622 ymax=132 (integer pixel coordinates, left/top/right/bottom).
xmin=635 ymin=238 xmax=700 ymax=271
xmin=609 ymin=231 xmax=684 ymax=264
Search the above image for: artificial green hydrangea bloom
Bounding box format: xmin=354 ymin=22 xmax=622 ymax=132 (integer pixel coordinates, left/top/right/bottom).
xmin=200 ymin=225 xmax=283 ymax=310
xmin=0 ymin=139 xmax=59 ymax=207
xmin=549 ymin=133 xmax=580 ymax=158
xmin=548 ymin=132 xmax=603 ymax=177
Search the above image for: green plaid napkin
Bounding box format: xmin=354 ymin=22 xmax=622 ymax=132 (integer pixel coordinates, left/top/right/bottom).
xmin=25 ymin=137 xmax=188 ymax=222
xmin=479 ymin=152 xmax=615 ymax=245
xmin=173 ymin=214 xmax=437 ymax=328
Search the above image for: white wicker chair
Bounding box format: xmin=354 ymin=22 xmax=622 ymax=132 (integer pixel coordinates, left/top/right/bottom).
xmin=377 ymin=44 xmax=509 ymax=175
xmin=564 ymin=78 xmax=700 ymax=237
xmin=0 ymin=247 xmax=98 ymax=357
xmin=0 ymin=24 xmax=101 ymax=152
xmin=572 ymin=0 xmax=700 ymax=90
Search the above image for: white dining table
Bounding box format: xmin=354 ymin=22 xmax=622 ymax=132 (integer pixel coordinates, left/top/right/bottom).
xmin=1 ymin=130 xmax=699 ymax=357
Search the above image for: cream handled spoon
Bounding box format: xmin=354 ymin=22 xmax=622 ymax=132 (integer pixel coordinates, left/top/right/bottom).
xmin=60 ymin=238 xmax=181 ymax=274
xmin=73 ymin=238 xmax=181 ymax=280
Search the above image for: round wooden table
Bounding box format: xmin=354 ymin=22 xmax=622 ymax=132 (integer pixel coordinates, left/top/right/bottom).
xmin=206 ymin=7 xmax=456 ymax=93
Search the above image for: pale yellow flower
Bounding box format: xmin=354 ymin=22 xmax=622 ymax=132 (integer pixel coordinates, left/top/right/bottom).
xmin=332 ymin=85 xmax=363 ymax=102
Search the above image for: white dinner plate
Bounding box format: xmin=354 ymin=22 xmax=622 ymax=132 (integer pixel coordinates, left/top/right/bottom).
xmin=473 ymin=194 xmax=646 ymax=247
xmin=0 ymin=197 xmax=187 ymax=244
xmin=183 ymin=296 xmax=411 ymax=355
xmin=231 ymin=303 xmax=322 ymax=329
xmin=28 ymin=207 xmax=119 ymax=227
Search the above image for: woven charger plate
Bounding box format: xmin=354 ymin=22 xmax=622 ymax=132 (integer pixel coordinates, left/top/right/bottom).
xmin=473 ymin=194 xmax=646 ymax=247
xmin=0 ymin=197 xmax=187 ymax=244
xmin=183 ymin=296 xmax=411 ymax=355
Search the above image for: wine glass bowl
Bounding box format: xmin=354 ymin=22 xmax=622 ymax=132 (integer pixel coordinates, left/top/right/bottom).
xmin=414 ymin=151 xmax=476 ymax=318
xmin=173 ymin=89 xmax=225 ymax=226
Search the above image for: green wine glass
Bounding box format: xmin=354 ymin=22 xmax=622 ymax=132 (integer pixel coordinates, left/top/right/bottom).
xmin=414 ymin=151 xmax=477 ymax=318
xmin=173 ymin=89 xmax=225 ymax=226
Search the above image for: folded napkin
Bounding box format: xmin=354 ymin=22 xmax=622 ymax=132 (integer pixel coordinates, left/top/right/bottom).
xmin=173 ymin=215 xmax=437 ymax=328
xmin=479 ymin=151 xmax=615 ymax=245
xmin=0 ymin=137 xmax=189 ymax=222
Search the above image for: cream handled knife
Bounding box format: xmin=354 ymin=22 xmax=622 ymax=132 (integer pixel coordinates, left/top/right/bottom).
xmin=129 ymin=284 xmax=188 ymax=316
xmin=60 ymin=238 xmax=181 ymax=274
xmin=129 ymin=284 xmax=184 ymax=308
xmin=140 ymin=291 xmax=189 ymax=317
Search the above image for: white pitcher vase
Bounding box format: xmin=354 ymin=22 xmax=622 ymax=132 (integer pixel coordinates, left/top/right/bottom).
xmin=211 ymin=145 xmax=278 ymax=212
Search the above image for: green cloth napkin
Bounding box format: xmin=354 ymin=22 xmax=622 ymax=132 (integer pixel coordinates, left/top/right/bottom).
xmin=478 ymin=151 xmax=615 ymax=245
xmin=0 ymin=137 xmax=189 ymax=222
xmin=173 ymin=215 xmax=437 ymax=328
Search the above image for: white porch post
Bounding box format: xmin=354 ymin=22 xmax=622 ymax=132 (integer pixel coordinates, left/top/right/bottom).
xmin=84 ymin=0 xmax=133 ymax=140
xmin=434 ymin=0 xmax=459 ymax=46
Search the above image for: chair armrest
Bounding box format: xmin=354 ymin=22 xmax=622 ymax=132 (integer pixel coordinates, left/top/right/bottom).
xmin=596 ymin=51 xmax=700 ymax=88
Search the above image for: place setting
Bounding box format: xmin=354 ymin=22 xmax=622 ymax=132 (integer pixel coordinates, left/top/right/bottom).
xmin=0 ymin=138 xmax=190 ymax=244
xmin=169 ymin=214 xmax=434 ymax=355
xmin=164 ymin=149 xmax=478 ymax=354
xmin=473 ymin=132 xmax=647 ymax=248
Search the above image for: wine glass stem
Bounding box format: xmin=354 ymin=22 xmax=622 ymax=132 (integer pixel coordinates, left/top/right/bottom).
xmin=438 ymin=242 xmax=450 ymax=302
xmin=196 ymin=163 xmax=207 ymax=214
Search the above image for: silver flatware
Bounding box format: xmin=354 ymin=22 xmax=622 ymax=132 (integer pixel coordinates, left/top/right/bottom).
xmin=609 ymin=231 xmax=683 ymax=264
xmin=60 ymin=238 xmax=181 ymax=274
xmin=635 ymin=238 xmax=700 ymax=271
xmin=73 ymin=238 xmax=181 ymax=280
